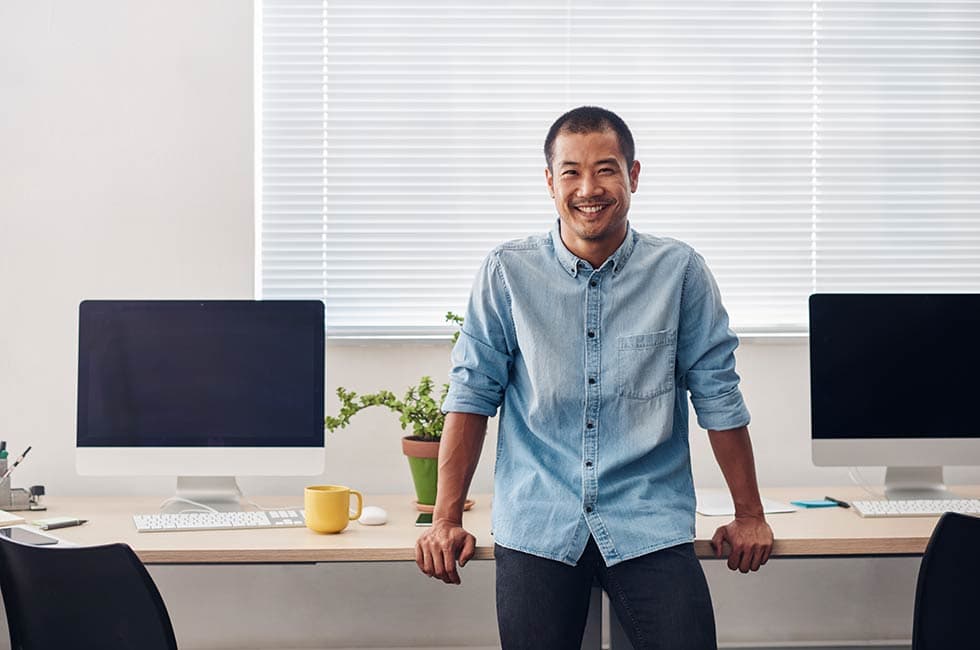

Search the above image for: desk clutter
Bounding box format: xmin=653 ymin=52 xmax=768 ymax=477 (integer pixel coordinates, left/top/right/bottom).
xmin=695 ymin=490 xmax=795 ymax=516
xmin=0 ymin=442 xmax=44 ymax=512
xmin=0 ymin=510 xmax=24 ymax=527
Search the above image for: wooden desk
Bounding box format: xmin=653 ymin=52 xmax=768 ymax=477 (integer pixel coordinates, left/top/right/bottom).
xmin=698 ymin=486 xmax=980 ymax=558
xmin=35 ymin=486 xmax=980 ymax=563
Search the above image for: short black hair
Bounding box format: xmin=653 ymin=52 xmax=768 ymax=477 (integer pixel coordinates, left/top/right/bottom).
xmin=544 ymin=106 xmax=635 ymax=172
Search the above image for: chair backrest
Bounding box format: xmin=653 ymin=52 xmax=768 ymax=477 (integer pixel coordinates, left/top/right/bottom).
xmin=0 ymin=535 xmax=178 ymax=650
xmin=912 ymin=512 xmax=980 ymax=650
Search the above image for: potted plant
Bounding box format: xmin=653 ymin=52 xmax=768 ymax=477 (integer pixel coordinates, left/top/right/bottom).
xmin=324 ymin=313 xmax=463 ymax=510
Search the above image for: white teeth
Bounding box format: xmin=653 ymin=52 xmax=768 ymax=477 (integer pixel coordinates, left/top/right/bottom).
xmin=578 ymin=205 xmax=606 ymax=214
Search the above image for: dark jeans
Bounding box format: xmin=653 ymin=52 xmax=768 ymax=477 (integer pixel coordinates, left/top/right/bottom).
xmin=495 ymin=537 xmax=717 ymax=650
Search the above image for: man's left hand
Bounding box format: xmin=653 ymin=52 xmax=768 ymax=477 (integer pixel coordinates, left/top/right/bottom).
xmin=711 ymin=514 xmax=774 ymax=573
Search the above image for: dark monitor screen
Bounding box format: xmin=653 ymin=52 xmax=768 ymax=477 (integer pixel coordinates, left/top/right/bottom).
xmin=809 ymin=294 xmax=980 ymax=440
xmin=77 ymin=300 xmax=325 ymax=448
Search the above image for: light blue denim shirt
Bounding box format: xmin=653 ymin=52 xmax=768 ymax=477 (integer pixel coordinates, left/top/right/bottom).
xmin=442 ymin=221 xmax=750 ymax=567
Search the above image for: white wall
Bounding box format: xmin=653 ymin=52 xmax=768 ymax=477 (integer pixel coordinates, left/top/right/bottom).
xmin=0 ymin=0 xmax=255 ymax=499
xmin=2 ymin=2 xmax=975 ymax=648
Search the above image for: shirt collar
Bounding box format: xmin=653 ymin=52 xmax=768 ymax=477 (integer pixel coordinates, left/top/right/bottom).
xmin=550 ymin=219 xmax=638 ymax=278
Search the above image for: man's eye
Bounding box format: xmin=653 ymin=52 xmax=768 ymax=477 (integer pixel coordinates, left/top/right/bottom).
xmin=598 ymin=168 xmax=614 ymax=174
xmin=561 ymin=170 xmax=577 ymax=176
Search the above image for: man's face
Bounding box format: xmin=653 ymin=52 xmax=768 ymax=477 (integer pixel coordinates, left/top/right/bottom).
xmin=545 ymin=129 xmax=640 ymax=255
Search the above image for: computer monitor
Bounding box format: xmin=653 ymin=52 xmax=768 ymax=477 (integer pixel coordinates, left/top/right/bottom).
xmin=76 ymin=300 xmax=325 ymax=509
xmin=810 ymin=294 xmax=980 ymax=499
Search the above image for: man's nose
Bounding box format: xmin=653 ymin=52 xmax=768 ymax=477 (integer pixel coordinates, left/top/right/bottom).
xmin=577 ymin=174 xmax=603 ymax=197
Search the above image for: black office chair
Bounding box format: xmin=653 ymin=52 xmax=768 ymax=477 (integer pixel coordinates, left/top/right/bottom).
xmin=0 ymin=535 xmax=178 ymax=650
xmin=911 ymin=511 xmax=980 ymax=649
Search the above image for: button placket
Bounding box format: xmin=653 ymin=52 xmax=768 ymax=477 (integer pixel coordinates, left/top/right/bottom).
xmin=583 ymin=270 xmax=602 ymax=514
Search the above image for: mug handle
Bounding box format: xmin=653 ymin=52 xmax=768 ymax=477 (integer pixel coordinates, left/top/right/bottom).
xmin=348 ymin=490 xmax=363 ymax=521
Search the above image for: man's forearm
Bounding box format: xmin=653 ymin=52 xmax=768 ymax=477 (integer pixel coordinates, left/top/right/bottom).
xmin=707 ymin=425 xmax=765 ymax=517
xmin=433 ymin=411 xmax=488 ymax=525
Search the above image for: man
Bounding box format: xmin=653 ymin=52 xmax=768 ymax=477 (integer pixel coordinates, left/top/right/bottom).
xmin=415 ymin=106 xmax=773 ymax=650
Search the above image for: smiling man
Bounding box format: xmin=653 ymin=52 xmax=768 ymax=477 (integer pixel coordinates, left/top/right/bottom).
xmin=416 ymin=106 xmax=773 ymax=650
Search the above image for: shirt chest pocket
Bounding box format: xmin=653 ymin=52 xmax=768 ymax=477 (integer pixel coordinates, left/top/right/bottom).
xmin=617 ymin=329 xmax=677 ymax=400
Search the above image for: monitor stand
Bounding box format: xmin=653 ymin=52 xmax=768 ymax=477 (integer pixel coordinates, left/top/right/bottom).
xmin=884 ymin=466 xmax=961 ymax=500
xmin=163 ymin=476 xmax=244 ymax=513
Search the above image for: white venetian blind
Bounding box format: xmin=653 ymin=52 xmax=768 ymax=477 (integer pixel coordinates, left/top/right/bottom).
xmin=259 ymin=0 xmax=980 ymax=336
xmin=259 ymin=1 xmax=327 ymax=303
xmin=814 ymin=0 xmax=980 ymax=293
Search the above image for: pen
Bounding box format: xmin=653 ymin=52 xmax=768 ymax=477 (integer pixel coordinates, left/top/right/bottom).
xmin=824 ymin=495 xmax=851 ymax=509
xmin=40 ymin=519 xmax=87 ymax=531
xmin=0 ymin=446 xmax=32 ymax=482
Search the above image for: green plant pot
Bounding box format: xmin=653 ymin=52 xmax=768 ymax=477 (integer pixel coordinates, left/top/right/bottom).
xmin=401 ymin=437 xmax=440 ymax=507
xmin=406 ymin=455 xmax=438 ymax=505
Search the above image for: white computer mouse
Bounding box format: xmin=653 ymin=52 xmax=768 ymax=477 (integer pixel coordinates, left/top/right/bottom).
xmin=358 ymin=506 xmax=387 ymax=526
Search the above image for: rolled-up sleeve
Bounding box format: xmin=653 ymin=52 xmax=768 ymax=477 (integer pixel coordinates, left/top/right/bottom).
xmin=676 ymin=251 xmax=751 ymax=431
xmin=442 ymin=252 xmax=516 ymax=417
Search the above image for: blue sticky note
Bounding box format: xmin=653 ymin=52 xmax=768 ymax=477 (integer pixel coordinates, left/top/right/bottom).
xmin=790 ymin=499 xmax=838 ymax=508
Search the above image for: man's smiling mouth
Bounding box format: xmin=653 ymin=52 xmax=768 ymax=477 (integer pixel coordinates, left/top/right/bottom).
xmin=574 ymin=202 xmax=613 ymax=215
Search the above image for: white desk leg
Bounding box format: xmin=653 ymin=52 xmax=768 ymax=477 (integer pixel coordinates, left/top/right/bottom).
xmin=581 ymin=584 xmax=603 ymax=649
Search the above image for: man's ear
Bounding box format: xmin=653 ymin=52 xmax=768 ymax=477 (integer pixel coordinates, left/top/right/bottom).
xmin=545 ymin=167 xmax=555 ymax=198
xmin=629 ymin=160 xmax=641 ymax=193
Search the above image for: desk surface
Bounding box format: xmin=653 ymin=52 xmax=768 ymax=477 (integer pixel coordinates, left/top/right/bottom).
xmin=35 ymin=486 xmax=980 ymax=564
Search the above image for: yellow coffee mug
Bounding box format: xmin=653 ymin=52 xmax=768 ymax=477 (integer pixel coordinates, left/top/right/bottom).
xmin=304 ymin=485 xmax=363 ymax=534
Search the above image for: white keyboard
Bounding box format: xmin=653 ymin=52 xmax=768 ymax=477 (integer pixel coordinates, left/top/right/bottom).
xmin=133 ymin=509 xmax=305 ymax=532
xmin=851 ymin=499 xmax=980 ymax=518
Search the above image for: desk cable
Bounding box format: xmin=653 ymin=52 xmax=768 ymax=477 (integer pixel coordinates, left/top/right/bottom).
xmin=241 ymin=498 xmax=303 ymax=512
xmin=156 ymin=496 xmax=301 ymax=514
xmin=158 ymin=496 xmax=221 ymax=514
xmin=848 ymin=467 xmax=885 ymax=499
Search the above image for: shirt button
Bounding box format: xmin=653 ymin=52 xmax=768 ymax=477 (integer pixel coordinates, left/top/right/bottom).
xmin=587 ymin=330 xmax=595 ymax=338
xmin=588 ymin=377 xmax=596 ymax=385
xmin=586 ymin=421 xmax=594 ymax=429
xmin=585 ymin=506 xmax=593 ymax=513
xmin=590 ymin=280 xmax=597 ymax=287
xmin=585 ymin=461 xmax=593 ymax=467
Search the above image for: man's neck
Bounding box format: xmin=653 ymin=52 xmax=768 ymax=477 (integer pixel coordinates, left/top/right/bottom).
xmin=560 ymin=228 xmax=627 ymax=269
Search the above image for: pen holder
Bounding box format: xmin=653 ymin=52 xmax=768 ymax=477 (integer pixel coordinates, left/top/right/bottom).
xmin=0 ymin=460 xmax=33 ymax=511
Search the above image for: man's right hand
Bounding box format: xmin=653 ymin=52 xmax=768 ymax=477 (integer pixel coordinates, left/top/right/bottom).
xmin=415 ymin=519 xmax=476 ymax=585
